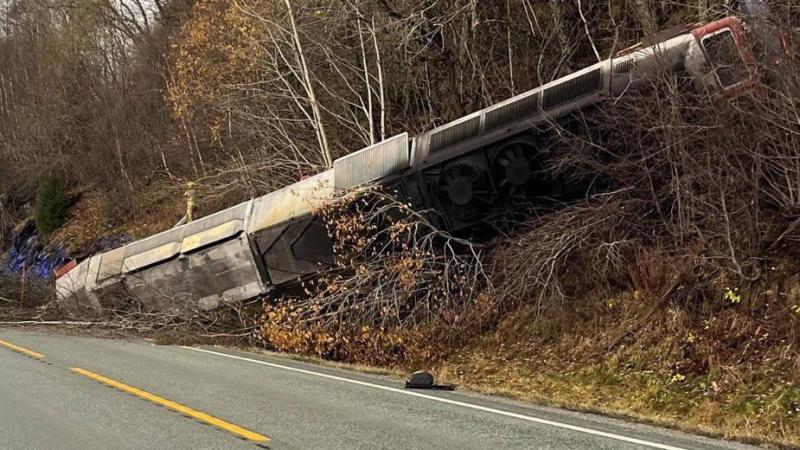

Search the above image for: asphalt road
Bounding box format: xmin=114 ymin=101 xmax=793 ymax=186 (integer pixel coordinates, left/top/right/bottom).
xmin=0 ymin=328 xmax=757 ymax=450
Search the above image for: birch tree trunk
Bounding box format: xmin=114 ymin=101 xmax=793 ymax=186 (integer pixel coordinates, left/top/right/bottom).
xmin=284 ymin=0 xmax=333 ymax=168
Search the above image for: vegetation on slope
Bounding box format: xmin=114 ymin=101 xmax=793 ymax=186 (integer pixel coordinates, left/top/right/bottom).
xmin=33 ymin=174 xmax=70 ymax=236
xmin=1 ymin=0 xmax=737 ymax=227
xmin=3 ymin=0 xmax=800 ymax=446
xmin=258 ymin=94 xmax=800 ymax=446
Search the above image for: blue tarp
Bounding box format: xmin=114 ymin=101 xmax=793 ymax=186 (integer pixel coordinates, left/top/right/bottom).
xmin=2 ymin=222 xmax=65 ymax=279
xmin=1 ymin=221 xmax=131 ymax=279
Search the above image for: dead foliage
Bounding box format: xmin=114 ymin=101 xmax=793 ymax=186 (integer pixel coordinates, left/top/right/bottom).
xmin=256 ymin=13 xmax=800 ymax=443
xmin=429 ymin=19 xmax=800 ymax=444
xmin=258 ymin=188 xmax=488 ymax=364
xmin=0 ymin=274 xmax=58 ymax=322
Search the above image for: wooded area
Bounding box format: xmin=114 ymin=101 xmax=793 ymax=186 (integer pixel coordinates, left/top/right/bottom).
xmin=3 ymin=1 xmax=800 ymax=445
xmin=1 ymin=0 xmax=730 ymax=233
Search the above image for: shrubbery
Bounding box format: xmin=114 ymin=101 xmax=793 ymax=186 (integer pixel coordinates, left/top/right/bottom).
xmin=34 ymin=174 xmax=69 ymax=236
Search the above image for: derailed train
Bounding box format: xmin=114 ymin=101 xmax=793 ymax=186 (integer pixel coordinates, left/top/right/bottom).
xmin=55 ymin=13 xmax=777 ymax=313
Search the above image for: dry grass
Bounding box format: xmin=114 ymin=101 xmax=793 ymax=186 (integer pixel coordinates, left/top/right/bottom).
xmin=430 ymin=252 xmax=800 ymax=447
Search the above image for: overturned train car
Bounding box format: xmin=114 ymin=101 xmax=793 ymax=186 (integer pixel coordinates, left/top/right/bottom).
xmin=56 ymin=16 xmax=769 ymax=313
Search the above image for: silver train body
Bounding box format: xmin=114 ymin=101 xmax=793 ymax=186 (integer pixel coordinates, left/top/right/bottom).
xmin=56 ymin=17 xmax=760 ymax=313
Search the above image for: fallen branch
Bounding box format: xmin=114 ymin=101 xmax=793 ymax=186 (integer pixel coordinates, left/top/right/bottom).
xmin=0 ymin=320 xmax=98 ymax=326
xmin=767 ymin=216 xmax=800 ymax=252
xmin=598 ymin=268 xmax=690 ymax=357
xmin=200 ymin=331 xmax=254 ymax=338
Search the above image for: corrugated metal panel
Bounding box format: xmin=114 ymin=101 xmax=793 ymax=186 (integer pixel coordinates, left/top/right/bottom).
xmin=122 ymin=227 xmax=184 ymax=273
xmin=428 ymin=115 xmax=481 ymax=154
xmin=177 ymin=201 xmax=249 ymax=254
xmin=295 ymin=170 xmax=335 ymax=215
xmin=182 ymin=202 xmax=249 ymax=237
xmin=56 ymin=259 xmax=89 ymax=300
xmin=247 ymin=170 xmax=335 ymax=234
xmin=542 ymin=68 xmax=603 ymax=110
xmin=613 ymin=57 xmax=634 ymax=74
xmin=180 ymin=220 xmax=243 ymax=254
xmin=75 ymin=258 xmax=89 ymax=286
xmin=484 ymin=92 xmax=541 ymax=131
xmin=123 ymin=242 xmax=182 ymax=273
xmin=247 ymin=190 xmax=284 ymax=235
xmin=55 ymin=274 xmax=72 ymax=299
xmin=123 ymin=227 xmax=184 ymax=259
xmin=333 ymin=133 xmax=409 ymax=190
xmin=86 ymin=254 xmax=103 ymax=288
xmin=97 ymin=246 xmax=126 ymax=282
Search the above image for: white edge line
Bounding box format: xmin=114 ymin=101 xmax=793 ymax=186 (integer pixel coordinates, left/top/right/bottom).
xmin=180 ymin=345 xmax=686 ymax=450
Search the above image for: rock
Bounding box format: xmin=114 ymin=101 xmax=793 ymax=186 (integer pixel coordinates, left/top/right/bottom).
xmin=197 ymin=296 xmax=221 ymax=312
xmin=405 ymin=371 xmax=435 ymax=389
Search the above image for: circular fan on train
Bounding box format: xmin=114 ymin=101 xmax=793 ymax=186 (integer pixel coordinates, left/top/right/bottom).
xmin=491 ymin=141 xmax=547 ymax=203
xmin=434 ymin=161 xmax=494 ymax=222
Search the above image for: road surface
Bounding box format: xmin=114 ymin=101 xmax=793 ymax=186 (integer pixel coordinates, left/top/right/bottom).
xmin=0 ymin=328 xmax=755 ymax=449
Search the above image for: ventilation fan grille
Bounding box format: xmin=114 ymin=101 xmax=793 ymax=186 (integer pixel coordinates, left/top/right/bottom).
xmin=428 ymin=116 xmax=481 ymax=155
xmin=449 ymin=204 xmax=478 ymax=221
xmin=333 ymin=133 xmax=409 ymax=190
xmin=484 ymin=92 xmax=541 ymax=131
xmin=435 ymin=162 xmax=493 ymax=223
xmin=614 ymin=58 xmax=634 ymax=74
xmin=542 ymin=68 xmax=603 ymax=110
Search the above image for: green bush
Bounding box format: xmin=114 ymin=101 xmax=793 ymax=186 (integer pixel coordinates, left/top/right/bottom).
xmin=34 ymin=174 xmax=69 ymax=235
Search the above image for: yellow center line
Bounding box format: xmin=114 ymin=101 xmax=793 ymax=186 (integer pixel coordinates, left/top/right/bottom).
xmin=71 ymin=368 xmax=269 ymax=443
xmin=0 ymin=338 xmax=45 ymax=359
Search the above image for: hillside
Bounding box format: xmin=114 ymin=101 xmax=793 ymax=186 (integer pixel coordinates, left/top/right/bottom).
xmin=2 ymin=0 xmax=800 ymax=446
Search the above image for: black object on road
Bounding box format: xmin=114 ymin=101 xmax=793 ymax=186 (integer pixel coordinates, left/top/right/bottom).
xmin=405 ymin=371 xmax=455 ymax=390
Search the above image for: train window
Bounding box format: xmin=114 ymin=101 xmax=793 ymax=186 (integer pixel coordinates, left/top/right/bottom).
xmin=701 ymin=29 xmax=748 ymax=88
